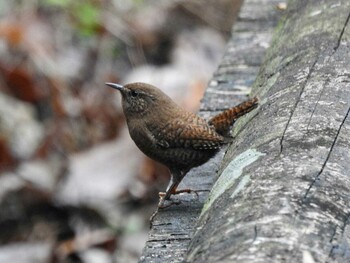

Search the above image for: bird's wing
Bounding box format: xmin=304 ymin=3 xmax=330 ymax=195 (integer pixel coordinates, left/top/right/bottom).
xmin=149 ymin=119 xmax=227 ymax=150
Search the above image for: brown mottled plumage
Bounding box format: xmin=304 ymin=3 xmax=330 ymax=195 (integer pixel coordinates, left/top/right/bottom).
xmin=106 ymin=82 xmax=258 ymax=207
xmin=208 ymin=97 xmax=259 ymax=136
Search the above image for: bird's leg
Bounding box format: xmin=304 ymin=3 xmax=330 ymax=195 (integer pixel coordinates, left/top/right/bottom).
xmin=157 ymin=175 xmax=180 ymax=208
xmin=158 ymin=170 xmax=185 ymax=199
xmin=151 ymin=170 xmax=200 ymax=226
xmin=160 ymin=177 xmax=181 ymax=200
xmin=158 ymin=170 xmax=199 ymax=208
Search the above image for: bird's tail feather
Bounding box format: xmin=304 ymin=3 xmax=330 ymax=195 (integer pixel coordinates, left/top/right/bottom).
xmin=208 ymin=97 xmax=258 ymax=135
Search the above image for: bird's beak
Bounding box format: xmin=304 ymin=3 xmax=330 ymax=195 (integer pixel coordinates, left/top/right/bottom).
xmin=105 ymin=82 xmax=124 ymax=91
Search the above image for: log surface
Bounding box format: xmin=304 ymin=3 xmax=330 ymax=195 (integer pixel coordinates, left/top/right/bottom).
xmin=186 ymin=0 xmax=350 ymax=262
xmin=139 ymin=0 xmax=282 ymax=262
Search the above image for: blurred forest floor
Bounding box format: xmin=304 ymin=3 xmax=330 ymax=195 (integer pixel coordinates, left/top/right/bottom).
xmin=0 ymin=0 xmax=242 ymax=262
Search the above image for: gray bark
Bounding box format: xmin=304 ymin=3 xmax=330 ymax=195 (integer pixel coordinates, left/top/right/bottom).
xmin=186 ymin=0 xmax=350 ymax=262
xmin=141 ymin=0 xmax=350 ymax=262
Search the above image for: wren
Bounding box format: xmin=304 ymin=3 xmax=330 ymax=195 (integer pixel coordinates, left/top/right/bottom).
xmin=106 ymin=82 xmax=258 ymax=208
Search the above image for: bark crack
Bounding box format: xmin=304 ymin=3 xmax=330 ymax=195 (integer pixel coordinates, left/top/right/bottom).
xmin=251 ymin=225 xmax=258 ymax=244
xmin=329 ymin=225 xmax=338 ymax=244
xmin=333 ymin=11 xmax=350 ymax=52
xmin=151 ymin=223 xmax=172 ymax=227
xmin=147 ymin=237 xmax=191 ymax=243
xmin=327 ymin=213 xmax=350 ymax=260
xmin=279 ymin=58 xmax=318 ymax=154
xmin=302 ymin=106 xmax=350 ymax=202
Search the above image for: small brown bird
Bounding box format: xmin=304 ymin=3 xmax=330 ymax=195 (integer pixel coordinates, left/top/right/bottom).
xmin=106 ymin=82 xmax=258 ymax=208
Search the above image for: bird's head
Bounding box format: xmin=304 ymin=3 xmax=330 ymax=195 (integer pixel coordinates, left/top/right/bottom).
xmin=106 ymin=82 xmax=173 ymax=118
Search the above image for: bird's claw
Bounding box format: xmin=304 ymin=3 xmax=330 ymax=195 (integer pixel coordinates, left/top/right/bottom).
xmin=149 ymin=198 xmax=181 ymax=228
xmin=158 ymin=198 xmax=181 ymax=209
xmin=158 ymin=189 xmax=199 ymax=199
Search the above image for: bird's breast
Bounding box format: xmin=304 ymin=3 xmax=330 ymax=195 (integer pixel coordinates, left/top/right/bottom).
xmin=127 ymin=119 xmax=158 ymax=155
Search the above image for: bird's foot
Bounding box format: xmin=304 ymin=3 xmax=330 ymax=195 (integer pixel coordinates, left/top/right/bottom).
xmin=149 ymin=198 xmax=181 ymax=228
xmin=159 ymin=189 xmax=199 ymax=199
xmin=158 ymin=198 xmax=181 ymax=209
xmin=149 ymin=209 xmax=158 ymax=228
xmin=150 ymin=189 xmax=200 ymax=227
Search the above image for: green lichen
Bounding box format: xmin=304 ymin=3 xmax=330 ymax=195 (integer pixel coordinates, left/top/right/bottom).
xmin=230 ymin=174 xmax=251 ymax=199
xmin=200 ymin=149 xmax=265 ymax=217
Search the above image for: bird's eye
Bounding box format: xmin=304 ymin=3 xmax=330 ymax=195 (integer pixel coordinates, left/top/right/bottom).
xmin=130 ymin=90 xmax=138 ymax=97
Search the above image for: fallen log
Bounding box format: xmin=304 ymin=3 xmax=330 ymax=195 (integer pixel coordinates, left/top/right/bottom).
xmin=141 ymin=0 xmax=350 ymax=262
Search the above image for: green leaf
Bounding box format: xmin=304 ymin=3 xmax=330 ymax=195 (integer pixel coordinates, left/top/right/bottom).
xmin=74 ymin=2 xmax=100 ymax=36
